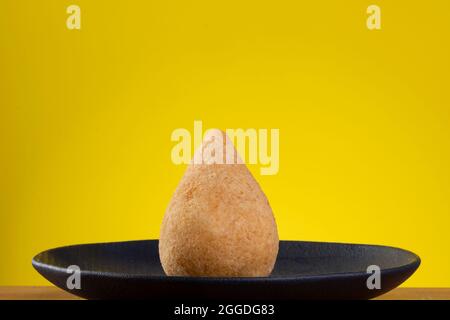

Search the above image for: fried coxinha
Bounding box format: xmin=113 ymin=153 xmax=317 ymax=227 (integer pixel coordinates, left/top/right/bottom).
xmin=159 ymin=129 xmax=279 ymax=277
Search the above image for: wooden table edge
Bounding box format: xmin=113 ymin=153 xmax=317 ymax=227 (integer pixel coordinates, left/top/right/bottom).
xmin=1 ymin=286 xmax=449 ymax=300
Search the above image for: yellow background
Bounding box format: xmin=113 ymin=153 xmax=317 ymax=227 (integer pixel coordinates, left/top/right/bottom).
xmin=1 ymin=0 xmax=449 ymax=286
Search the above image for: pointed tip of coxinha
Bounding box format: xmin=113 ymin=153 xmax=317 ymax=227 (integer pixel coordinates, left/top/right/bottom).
xmin=192 ymin=129 xmax=244 ymax=166
xmin=159 ymin=128 xmax=279 ymax=277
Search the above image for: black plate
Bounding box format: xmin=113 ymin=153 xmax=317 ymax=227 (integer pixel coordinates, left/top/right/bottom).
xmin=32 ymin=240 xmax=420 ymax=300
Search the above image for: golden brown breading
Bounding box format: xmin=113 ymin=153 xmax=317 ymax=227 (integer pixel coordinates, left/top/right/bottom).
xmin=159 ymin=130 xmax=279 ymax=277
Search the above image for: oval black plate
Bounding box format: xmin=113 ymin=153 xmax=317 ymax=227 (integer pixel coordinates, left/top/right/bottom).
xmin=32 ymin=240 xmax=420 ymax=300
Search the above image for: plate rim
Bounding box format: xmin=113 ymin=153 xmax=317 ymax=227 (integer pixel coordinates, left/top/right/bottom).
xmin=32 ymin=239 xmax=421 ymax=283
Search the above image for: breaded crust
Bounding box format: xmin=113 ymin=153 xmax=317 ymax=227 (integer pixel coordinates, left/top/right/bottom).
xmin=159 ymin=131 xmax=279 ymax=277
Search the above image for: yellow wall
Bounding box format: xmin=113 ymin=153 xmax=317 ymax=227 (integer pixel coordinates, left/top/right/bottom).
xmin=1 ymin=0 xmax=449 ymax=286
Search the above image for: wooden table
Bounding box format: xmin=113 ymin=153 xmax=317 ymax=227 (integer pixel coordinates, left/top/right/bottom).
xmin=0 ymin=287 xmax=449 ymax=300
